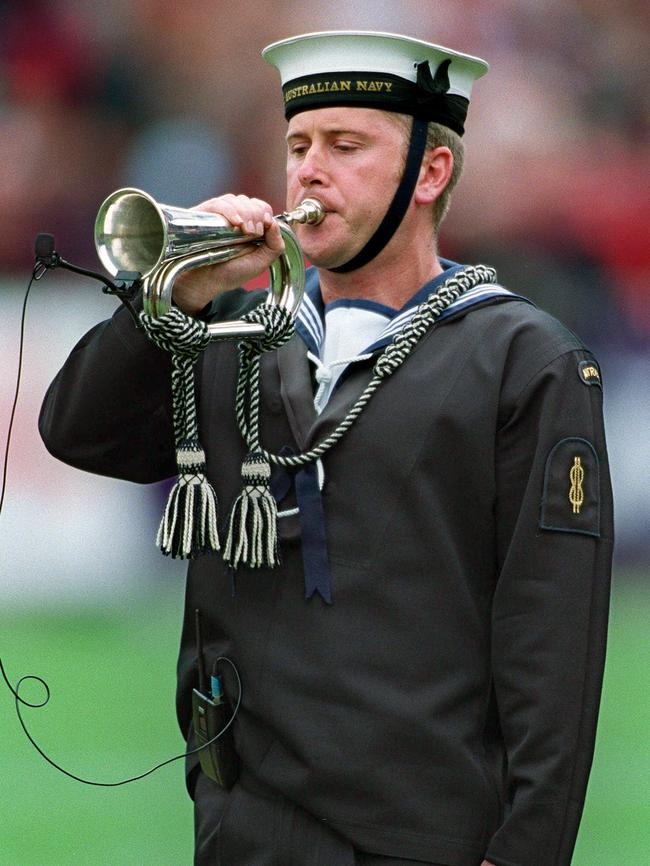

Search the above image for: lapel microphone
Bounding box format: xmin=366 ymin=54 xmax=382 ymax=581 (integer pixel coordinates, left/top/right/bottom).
xmin=32 ymin=232 xmax=143 ymax=325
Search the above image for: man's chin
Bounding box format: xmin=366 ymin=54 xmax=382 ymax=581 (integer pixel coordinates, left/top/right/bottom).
xmin=302 ymin=244 xmax=356 ymax=271
xmin=306 ymin=254 xmax=346 ymax=270
xmin=296 ymin=220 xmax=361 ymax=271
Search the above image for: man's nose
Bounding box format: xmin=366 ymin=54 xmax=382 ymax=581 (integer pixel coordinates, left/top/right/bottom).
xmin=298 ymin=147 xmax=326 ymax=187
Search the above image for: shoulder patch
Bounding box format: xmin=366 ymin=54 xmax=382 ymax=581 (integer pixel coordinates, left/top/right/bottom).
xmin=578 ymin=359 xmax=602 ymax=388
xmin=540 ymin=437 xmax=600 ymax=537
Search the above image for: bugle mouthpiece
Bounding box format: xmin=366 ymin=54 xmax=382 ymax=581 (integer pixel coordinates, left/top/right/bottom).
xmin=280 ymin=198 xmax=325 ymax=227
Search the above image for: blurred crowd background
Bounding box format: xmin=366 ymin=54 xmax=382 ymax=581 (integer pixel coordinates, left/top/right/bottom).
xmin=1 ymin=0 xmax=649 ymax=331
xmin=1 ymin=2 xmax=648 ymax=863
xmin=1 ymin=0 xmax=648 ymax=591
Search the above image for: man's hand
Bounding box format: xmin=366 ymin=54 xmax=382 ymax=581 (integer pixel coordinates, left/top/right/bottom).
xmin=171 ymin=194 xmax=285 ymax=316
xmin=480 ymin=861 xmax=497 ymax=866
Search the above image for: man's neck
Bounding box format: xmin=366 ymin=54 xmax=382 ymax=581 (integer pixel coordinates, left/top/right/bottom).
xmin=316 ymin=232 xmax=443 ymax=309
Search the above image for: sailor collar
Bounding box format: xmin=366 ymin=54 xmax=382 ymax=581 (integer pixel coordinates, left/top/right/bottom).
xmin=296 ymin=258 xmax=527 ymax=359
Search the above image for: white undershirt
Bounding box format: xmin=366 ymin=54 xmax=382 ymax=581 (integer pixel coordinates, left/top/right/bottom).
xmin=309 ymin=304 xmax=391 ymax=413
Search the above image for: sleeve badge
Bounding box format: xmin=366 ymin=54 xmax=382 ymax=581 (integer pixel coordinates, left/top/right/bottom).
xmin=578 ymin=360 xmax=602 ymax=388
xmin=540 ymin=437 xmax=600 ymax=537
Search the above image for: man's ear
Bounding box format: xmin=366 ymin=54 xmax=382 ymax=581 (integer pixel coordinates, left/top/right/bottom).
xmin=413 ymin=146 xmax=453 ymax=206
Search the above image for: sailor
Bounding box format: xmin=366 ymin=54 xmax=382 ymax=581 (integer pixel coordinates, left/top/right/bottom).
xmin=40 ymin=30 xmax=613 ymax=866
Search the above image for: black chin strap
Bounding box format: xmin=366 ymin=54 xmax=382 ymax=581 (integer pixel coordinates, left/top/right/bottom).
xmin=329 ymin=116 xmax=429 ymax=274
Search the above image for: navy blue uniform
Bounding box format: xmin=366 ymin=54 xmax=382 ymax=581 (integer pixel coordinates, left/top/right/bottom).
xmin=40 ymin=271 xmax=613 ymax=866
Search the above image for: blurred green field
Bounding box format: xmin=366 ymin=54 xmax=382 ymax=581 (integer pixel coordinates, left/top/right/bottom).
xmin=1 ymin=572 xmax=648 ymax=866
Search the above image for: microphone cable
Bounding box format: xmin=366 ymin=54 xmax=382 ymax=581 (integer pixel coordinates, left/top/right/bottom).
xmin=0 ymin=264 xmax=39 ymax=518
xmin=0 ymin=655 xmax=241 ymax=786
xmin=1 ymin=253 xmax=241 ymax=786
xmin=1 ymin=235 xmax=139 ymax=518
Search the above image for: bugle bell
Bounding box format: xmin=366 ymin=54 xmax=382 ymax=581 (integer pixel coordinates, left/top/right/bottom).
xmin=94 ymin=188 xmax=324 ymax=339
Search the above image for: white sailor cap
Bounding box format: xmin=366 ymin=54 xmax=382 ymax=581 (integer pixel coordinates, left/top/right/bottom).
xmin=262 ymin=30 xmax=489 ymax=136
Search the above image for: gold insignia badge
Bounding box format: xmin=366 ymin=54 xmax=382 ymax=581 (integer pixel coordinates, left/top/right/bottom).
xmin=540 ymin=437 xmax=600 ymax=537
xmin=569 ymin=456 xmax=584 ymax=514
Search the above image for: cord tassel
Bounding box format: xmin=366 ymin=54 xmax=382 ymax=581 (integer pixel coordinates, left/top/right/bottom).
xmin=139 ymin=309 xmax=220 ymax=559
xmin=156 ymin=440 xmax=220 ymax=558
xmin=223 ymin=452 xmax=280 ymax=569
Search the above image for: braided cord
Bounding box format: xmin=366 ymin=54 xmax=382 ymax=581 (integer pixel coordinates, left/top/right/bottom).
xmin=140 ymin=309 xmax=211 ymax=446
xmin=234 ymin=343 xmax=262 ymax=449
xmin=236 ymin=264 xmax=496 ymax=469
xmin=139 ymin=307 xmax=220 ymax=559
xmin=234 ymin=304 xmax=297 ymax=451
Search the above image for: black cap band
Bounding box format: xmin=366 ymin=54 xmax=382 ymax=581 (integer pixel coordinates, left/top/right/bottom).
xmin=283 ymin=67 xmax=469 ymax=135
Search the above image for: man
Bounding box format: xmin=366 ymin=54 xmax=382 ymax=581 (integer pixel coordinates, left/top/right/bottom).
xmin=39 ymin=31 xmax=613 ymax=866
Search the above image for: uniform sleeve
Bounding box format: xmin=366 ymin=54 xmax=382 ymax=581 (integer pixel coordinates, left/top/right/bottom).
xmin=485 ymin=347 xmax=613 ymax=866
xmin=39 ymin=303 xmax=177 ymax=483
xmin=38 ymin=287 xmax=264 ymax=483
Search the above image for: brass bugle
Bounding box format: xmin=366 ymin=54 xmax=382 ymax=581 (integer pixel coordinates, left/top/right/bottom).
xmin=94 ymin=188 xmax=325 ymax=339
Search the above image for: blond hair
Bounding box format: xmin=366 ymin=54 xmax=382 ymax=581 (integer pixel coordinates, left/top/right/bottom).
xmin=388 ymin=113 xmax=465 ymax=232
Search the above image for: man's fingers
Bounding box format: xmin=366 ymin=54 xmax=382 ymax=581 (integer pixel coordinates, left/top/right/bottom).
xmin=169 ymin=194 xmax=285 ymax=315
xmin=193 ymin=195 xmax=274 ymax=237
xmin=263 ymin=219 xmax=285 ymax=253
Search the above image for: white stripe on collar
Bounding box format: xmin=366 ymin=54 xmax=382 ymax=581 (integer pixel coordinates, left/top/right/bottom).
xmin=298 ymin=292 xmax=323 ymax=349
xmin=297 ymin=277 xmax=514 ymax=356
xmin=379 ymin=283 xmax=512 ymax=340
